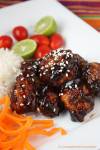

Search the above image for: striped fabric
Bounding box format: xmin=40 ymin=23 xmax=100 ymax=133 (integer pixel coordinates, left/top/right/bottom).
xmin=59 ymin=0 xmax=100 ymax=31
xmin=0 ymin=0 xmax=100 ymax=31
xmin=0 ymin=0 xmax=26 ymax=7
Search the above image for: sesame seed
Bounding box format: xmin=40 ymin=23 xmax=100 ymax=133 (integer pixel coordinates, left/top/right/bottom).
xmin=41 ymin=66 xmax=44 ymax=70
xmin=20 ymin=103 xmax=24 ymax=106
xmin=40 ymin=73 xmax=42 ymax=77
xmin=71 ymin=111 xmax=74 ymax=114
xmin=51 ymin=67 xmax=55 ymax=70
xmin=31 ymin=74 xmax=34 ymax=77
xmin=66 ymin=61 xmax=68 ymax=64
xmin=69 ymin=85 xmax=72 ymax=89
xmin=28 ymin=66 xmax=32 ymax=70
xmin=43 ymin=72 xmax=46 ymax=75
xmin=61 ymin=66 xmax=64 ymax=69
xmin=59 ymin=93 xmax=63 ymax=96
xmin=45 ymin=69 xmax=48 ymax=72
xmin=27 ymin=101 xmax=31 ymax=105
xmin=36 ymin=91 xmax=38 ymax=95
xmin=59 ymin=70 xmax=62 ymax=72
xmin=67 ymin=70 xmax=70 ymax=73
xmin=32 ymin=78 xmax=35 ymax=82
xmin=23 ymin=95 xmax=26 ymax=98
xmin=20 ymin=77 xmax=24 ymax=81
xmin=70 ymin=53 xmax=73 ymax=57
xmin=26 ymin=74 xmax=29 ymax=77
xmin=33 ymin=65 xmax=37 ymax=69
xmin=37 ymin=108 xmax=40 ymax=112
xmin=66 ymin=73 xmax=68 ymax=77
xmin=22 ymin=84 xmax=25 ymax=87
xmin=45 ymin=65 xmax=49 ymax=68
xmin=75 ymin=84 xmax=78 ymax=89
xmin=46 ymin=103 xmax=49 ymax=107
xmin=53 ymin=108 xmax=56 ymax=112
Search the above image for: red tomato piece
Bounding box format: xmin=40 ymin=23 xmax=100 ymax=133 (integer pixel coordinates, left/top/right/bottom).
xmin=0 ymin=35 xmax=13 ymax=49
xmin=12 ymin=26 xmax=28 ymax=41
xmin=34 ymin=44 xmax=51 ymax=58
xmin=30 ymin=35 xmax=49 ymax=46
xmin=50 ymin=33 xmax=64 ymax=49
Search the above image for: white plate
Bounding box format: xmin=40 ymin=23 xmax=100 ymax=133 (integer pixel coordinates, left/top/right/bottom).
xmin=39 ymin=117 xmax=100 ymax=150
xmin=0 ymin=0 xmax=100 ymax=149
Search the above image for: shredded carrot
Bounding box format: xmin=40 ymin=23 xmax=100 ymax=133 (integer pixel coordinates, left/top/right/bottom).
xmin=0 ymin=96 xmax=67 ymax=150
xmin=25 ymin=141 xmax=36 ymax=150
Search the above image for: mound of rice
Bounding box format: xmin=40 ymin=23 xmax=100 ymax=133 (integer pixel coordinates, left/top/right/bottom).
xmin=0 ymin=48 xmax=23 ymax=98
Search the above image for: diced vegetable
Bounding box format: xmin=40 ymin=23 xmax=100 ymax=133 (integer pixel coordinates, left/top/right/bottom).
xmin=34 ymin=44 xmax=51 ymax=58
xmin=30 ymin=34 xmax=49 ymax=46
xmin=0 ymin=35 xmax=13 ymax=49
xmin=50 ymin=33 xmax=64 ymax=49
xmin=12 ymin=26 xmax=28 ymax=41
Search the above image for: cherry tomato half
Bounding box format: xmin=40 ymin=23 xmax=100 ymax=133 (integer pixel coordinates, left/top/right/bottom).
xmin=0 ymin=35 xmax=13 ymax=49
xmin=12 ymin=26 xmax=28 ymax=41
xmin=34 ymin=44 xmax=51 ymax=58
xmin=50 ymin=33 xmax=64 ymax=49
xmin=30 ymin=35 xmax=49 ymax=46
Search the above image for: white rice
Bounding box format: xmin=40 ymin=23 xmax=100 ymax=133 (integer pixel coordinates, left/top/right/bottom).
xmin=0 ymin=48 xmax=23 ymax=98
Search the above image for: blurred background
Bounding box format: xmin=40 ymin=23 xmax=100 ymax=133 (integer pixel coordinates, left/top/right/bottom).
xmin=0 ymin=0 xmax=100 ymax=31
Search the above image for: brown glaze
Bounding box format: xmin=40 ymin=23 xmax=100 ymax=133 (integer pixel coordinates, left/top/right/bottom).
xmin=60 ymin=79 xmax=94 ymax=122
